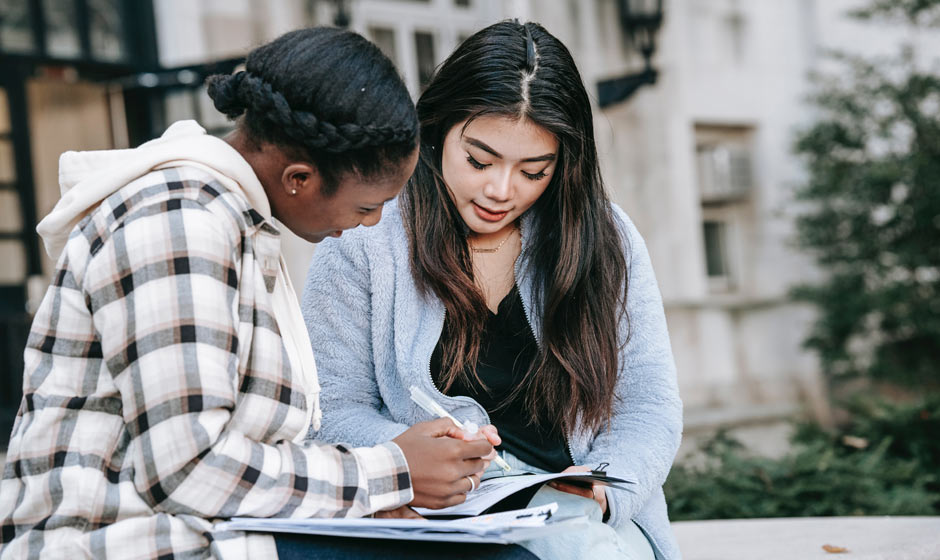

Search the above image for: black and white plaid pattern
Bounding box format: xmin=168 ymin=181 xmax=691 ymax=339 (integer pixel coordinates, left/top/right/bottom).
xmin=0 ymin=166 xmax=411 ymax=559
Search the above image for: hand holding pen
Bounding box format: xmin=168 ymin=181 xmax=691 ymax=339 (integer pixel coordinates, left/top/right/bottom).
xmin=409 ymin=385 xmax=512 ymax=473
xmin=381 ymin=387 xmax=507 ymax=512
xmin=391 ymin=418 xmax=494 ymax=509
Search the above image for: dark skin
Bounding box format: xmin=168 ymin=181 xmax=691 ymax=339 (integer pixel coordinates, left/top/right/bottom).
xmin=226 ymin=128 xmax=501 ymax=510
xmin=390 ymin=420 xmax=499 ymax=511
xmin=376 ymin=423 xmax=501 ymax=518
xmin=227 ymin=130 xmax=411 ymax=242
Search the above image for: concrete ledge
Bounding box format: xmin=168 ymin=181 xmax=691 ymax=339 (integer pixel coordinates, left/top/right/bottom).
xmin=673 ymin=516 xmax=940 ymax=560
xmin=683 ymin=403 xmax=801 ymax=431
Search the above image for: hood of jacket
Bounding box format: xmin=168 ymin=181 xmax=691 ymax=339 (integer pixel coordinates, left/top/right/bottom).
xmin=38 ymin=119 xmax=270 ymax=262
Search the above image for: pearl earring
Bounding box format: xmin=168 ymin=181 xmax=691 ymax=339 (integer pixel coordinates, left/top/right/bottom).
xmin=291 ymin=189 xmax=297 ymax=195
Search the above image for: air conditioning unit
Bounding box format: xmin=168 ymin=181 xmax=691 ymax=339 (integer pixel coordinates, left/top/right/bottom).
xmin=697 ymin=144 xmax=753 ymax=203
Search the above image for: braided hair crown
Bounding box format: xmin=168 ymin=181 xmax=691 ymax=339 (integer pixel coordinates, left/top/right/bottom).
xmin=207 ymin=27 xmax=417 ymax=186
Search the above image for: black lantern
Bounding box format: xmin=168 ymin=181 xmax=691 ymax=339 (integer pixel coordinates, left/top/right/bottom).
xmin=332 ymin=0 xmax=351 ymax=27
xmin=597 ymin=0 xmax=664 ymax=108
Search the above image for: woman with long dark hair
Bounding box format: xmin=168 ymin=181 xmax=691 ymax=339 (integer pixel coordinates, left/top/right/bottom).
xmin=304 ymin=21 xmax=682 ymax=560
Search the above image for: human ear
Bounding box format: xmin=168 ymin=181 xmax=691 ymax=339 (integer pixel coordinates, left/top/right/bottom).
xmin=281 ymin=163 xmax=319 ymax=197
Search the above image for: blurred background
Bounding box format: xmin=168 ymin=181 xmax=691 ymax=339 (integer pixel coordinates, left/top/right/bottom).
xmin=0 ymin=0 xmax=937 ymax=520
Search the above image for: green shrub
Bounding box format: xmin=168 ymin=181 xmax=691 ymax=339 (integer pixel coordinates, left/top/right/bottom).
xmin=665 ymin=397 xmax=940 ymax=520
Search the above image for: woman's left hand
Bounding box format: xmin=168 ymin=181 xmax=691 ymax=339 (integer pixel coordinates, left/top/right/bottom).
xmin=547 ymin=465 xmax=607 ymax=514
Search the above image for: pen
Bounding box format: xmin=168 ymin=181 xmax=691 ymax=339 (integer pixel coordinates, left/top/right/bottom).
xmin=409 ymin=385 xmax=512 ymax=472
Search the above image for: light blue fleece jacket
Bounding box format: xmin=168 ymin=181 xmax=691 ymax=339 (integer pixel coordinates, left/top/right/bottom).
xmin=302 ymin=200 xmax=683 ymax=560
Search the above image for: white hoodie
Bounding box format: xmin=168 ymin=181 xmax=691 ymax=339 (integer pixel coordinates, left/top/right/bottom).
xmin=36 ymin=120 xmax=321 ymax=433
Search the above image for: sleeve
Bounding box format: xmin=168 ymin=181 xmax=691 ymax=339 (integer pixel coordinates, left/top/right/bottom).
xmin=85 ymin=198 xmax=412 ymax=519
xmin=301 ymin=230 xmax=412 ymax=448
xmin=584 ymin=207 xmax=683 ymax=528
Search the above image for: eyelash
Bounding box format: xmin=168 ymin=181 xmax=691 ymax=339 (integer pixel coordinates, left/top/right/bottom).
xmin=466 ymin=155 xmax=489 ymax=170
xmin=466 ymin=155 xmax=548 ymax=181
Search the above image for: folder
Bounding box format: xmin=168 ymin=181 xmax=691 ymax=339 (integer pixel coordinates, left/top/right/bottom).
xmin=214 ymin=502 xmax=588 ymax=544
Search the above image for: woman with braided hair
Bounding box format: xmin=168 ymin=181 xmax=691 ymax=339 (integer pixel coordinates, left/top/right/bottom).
xmin=0 ymin=27 xmax=529 ymax=560
xmin=304 ymin=20 xmax=683 ymax=560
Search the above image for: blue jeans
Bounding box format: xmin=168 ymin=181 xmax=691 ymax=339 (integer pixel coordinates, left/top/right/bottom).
xmin=484 ymin=450 xmax=656 ymax=560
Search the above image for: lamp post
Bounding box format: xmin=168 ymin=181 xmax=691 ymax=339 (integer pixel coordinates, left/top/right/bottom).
xmin=597 ymin=0 xmax=664 ymax=108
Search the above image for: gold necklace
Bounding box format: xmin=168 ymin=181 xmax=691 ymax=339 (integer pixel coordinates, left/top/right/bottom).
xmin=470 ymin=226 xmax=517 ymax=253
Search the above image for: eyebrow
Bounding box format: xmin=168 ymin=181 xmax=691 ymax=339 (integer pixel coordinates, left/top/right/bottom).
xmin=362 ymin=195 xmax=396 ymax=208
xmin=464 ymin=136 xmax=556 ymax=163
xmin=372 ymin=196 xmax=396 ymax=207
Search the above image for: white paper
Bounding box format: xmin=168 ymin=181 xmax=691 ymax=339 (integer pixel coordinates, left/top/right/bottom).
xmin=214 ymin=502 xmax=587 ymax=544
xmin=413 ymin=472 xmax=635 ymax=517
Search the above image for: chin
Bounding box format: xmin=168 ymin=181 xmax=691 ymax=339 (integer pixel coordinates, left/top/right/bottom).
xmin=465 ymin=214 xmax=510 ymax=234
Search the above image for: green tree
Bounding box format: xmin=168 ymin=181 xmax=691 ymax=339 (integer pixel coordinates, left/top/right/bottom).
xmin=793 ymin=0 xmax=940 ymax=389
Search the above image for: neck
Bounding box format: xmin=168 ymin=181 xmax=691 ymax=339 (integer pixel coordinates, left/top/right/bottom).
xmin=225 ymin=129 xmax=283 ymax=214
xmin=225 ymin=129 xmax=266 ymax=172
xmin=470 ymin=221 xmax=518 ymax=253
xmin=470 ymin=221 xmax=517 ymax=246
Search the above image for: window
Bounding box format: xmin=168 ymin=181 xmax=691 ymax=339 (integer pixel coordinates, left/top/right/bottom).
xmin=0 ymin=0 xmax=35 ymax=53
xmin=369 ymin=26 xmax=398 ymax=66
xmin=695 ymin=125 xmax=754 ymax=292
xmin=2 ymin=0 xmax=132 ymax=61
xmin=0 ymin=86 xmax=24 ymax=285
xmin=414 ymin=31 xmax=436 ymax=90
xmin=703 ymin=221 xmax=729 ymax=278
xmin=695 ymin=125 xmax=754 ymax=203
xmin=43 ymin=0 xmax=81 ymax=58
xmin=89 ymin=0 xmax=127 ymax=61
xmin=696 ymin=144 xmax=753 ymax=201
xmin=702 ymin=216 xmax=738 ymax=293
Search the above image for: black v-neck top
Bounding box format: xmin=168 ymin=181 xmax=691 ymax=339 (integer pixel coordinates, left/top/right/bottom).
xmin=430 ymin=285 xmax=573 ymax=473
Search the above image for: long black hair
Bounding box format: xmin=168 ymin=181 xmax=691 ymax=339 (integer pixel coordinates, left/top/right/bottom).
xmin=207 ymin=27 xmax=418 ymax=191
xmin=402 ymin=21 xmax=630 ymax=436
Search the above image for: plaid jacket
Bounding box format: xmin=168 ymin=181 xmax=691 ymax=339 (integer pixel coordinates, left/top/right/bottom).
xmin=0 ymin=166 xmax=412 ymax=559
